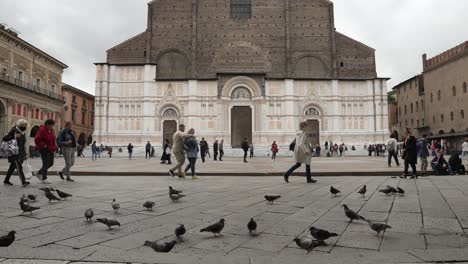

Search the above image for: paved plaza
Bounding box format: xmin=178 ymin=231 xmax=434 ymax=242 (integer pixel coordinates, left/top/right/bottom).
xmin=1 ymin=175 xmax=468 ymax=263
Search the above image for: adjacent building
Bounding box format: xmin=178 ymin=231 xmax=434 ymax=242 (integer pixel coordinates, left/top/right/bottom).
xmin=95 ymin=0 xmax=389 ymax=152
xmin=393 ymin=41 xmax=468 ymax=151
xmin=61 ymin=83 xmax=95 ymax=146
xmin=0 ymin=24 xmax=67 ymax=141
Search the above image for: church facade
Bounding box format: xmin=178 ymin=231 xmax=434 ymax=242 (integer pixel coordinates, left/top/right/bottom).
xmin=94 ymin=0 xmax=389 ymax=152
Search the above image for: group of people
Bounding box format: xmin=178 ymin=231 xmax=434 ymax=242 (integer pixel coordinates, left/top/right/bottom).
xmin=366 ymin=143 xmax=387 ymax=157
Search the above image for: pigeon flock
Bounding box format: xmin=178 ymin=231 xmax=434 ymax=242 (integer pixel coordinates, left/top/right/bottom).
xmin=1 ymin=182 xmax=406 ymax=254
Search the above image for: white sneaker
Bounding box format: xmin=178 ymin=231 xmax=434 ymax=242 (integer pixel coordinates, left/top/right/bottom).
xmin=41 ymin=180 xmax=51 ymax=184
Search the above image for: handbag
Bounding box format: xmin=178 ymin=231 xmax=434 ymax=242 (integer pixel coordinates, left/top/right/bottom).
xmin=23 ymin=159 xmax=33 ymax=180
xmin=289 ymin=139 xmax=296 ymax=151
xmin=0 ymin=139 xmax=19 ymax=157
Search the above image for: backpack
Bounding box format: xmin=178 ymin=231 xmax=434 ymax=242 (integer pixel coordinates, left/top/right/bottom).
xmin=386 ymin=138 xmax=395 ymax=152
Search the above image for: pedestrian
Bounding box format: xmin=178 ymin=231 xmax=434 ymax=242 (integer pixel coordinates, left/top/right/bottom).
xmin=386 ymin=132 xmax=400 ymax=167
xmin=271 ymin=141 xmax=278 ymax=160
xmin=241 ymin=138 xmax=249 ymax=162
xmin=169 ymin=124 xmax=186 ymax=178
xmin=91 ymin=141 xmax=98 ymax=160
xmin=431 ymin=151 xmax=451 ymax=175
xmin=34 ymin=119 xmax=58 ymax=184
xmin=99 ymin=144 xmax=104 ymax=158
xmin=183 ymin=128 xmax=200 ymax=179
xmin=77 ymin=145 xmax=84 ymax=158
xmin=325 ymin=141 xmax=329 ymax=150
xmin=249 ymin=142 xmax=254 ymax=158
xmin=57 ymin=121 xmax=77 ymax=182
xmin=127 ymin=143 xmax=134 ymax=160
xmin=161 ymin=139 xmax=172 ymax=164
xmin=315 ymin=144 xmax=321 ymax=157
xmin=219 ymin=139 xmax=224 ymax=161
xmin=462 ymin=137 xmax=468 ymax=159
xmin=213 ymin=140 xmax=219 ymax=161
xmin=401 ymin=128 xmax=418 ymax=179
xmin=339 ymin=144 xmax=344 ymax=157
xmin=283 ymin=121 xmax=317 ymax=184
xmin=145 ymin=141 xmax=151 ymax=159
xmin=449 ymin=153 xmax=466 ymax=175
xmin=108 ymin=146 xmax=113 ymax=158
xmin=151 ymin=146 xmax=155 ymax=157
xmin=2 ymin=119 xmax=30 ymax=187
xmin=199 ymin=137 xmax=208 ymax=163
xmin=416 ymin=134 xmax=429 ymax=175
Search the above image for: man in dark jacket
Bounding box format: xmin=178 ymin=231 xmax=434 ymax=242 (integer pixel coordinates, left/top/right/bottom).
xmin=3 ymin=119 xmax=30 ymax=187
xmin=127 ymin=143 xmax=134 ymax=160
xmin=449 ymin=153 xmax=466 ymax=175
xmin=401 ymin=128 xmax=418 ymax=179
xmin=57 ymin=121 xmax=77 ymax=182
xmin=213 ymin=140 xmax=219 ymax=161
xmin=199 ymin=137 xmax=208 ymax=163
xmin=145 ymin=141 xmax=152 ymax=159
xmin=34 ymin=119 xmax=58 ymax=184
xmin=241 ymin=138 xmax=249 ymax=163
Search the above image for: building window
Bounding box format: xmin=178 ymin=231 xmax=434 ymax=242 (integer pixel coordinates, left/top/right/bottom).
xmin=398 ymin=107 xmax=401 ymax=117
xmin=416 ymin=102 xmax=418 ymax=112
xmin=83 ymin=99 xmax=86 ymax=106
xmin=433 ymin=115 xmax=436 ymax=123
xmin=464 ymin=82 xmax=467 ymax=93
xmin=40 ymin=111 xmax=44 ymax=120
xmin=453 ymin=86 xmax=456 ymax=96
xmin=410 ymin=103 xmax=413 ymax=113
xmin=430 ymin=93 xmax=433 ymax=102
xmin=450 ymin=112 xmax=454 ymax=121
xmin=404 ymin=105 xmax=407 ymax=114
xmin=230 ymin=0 xmax=251 ymax=19
xmin=72 ymin=96 xmax=76 ymax=103
xmin=17 ymin=104 xmax=21 ymax=116
xmin=421 ymin=100 xmax=424 ymax=109
xmin=340 ymin=62 xmax=344 ymax=67
xmin=417 ymin=120 xmax=419 ymax=127
xmin=36 ymin=79 xmax=41 ymax=87
xmin=51 ymin=84 xmax=55 ymax=93
xmin=18 ymin=71 xmax=23 ymax=81
xmin=405 ymin=120 xmax=408 ymax=126
xmin=422 ymin=118 xmax=425 ymax=126
xmin=2 ymin=68 xmax=6 ymax=76
xmin=72 ymin=109 xmax=76 ymax=122
xmin=82 ymin=112 xmax=86 ymax=125
xmin=440 ymin=114 xmax=444 ymax=123
xmin=437 ymin=90 xmax=441 ymax=101
xmin=461 ymin=110 xmax=465 ymax=119
xmin=11 ymin=103 xmax=15 ymax=115
xmin=411 ymin=119 xmax=414 ymax=126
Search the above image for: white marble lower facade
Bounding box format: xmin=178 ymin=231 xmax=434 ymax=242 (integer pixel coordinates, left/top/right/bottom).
xmin=94 ymin=64 xmax=388 ymax=152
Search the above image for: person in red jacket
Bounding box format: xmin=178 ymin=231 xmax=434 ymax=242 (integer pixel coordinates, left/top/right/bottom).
xmin=34 ymin=119 xmax=58 ymax=184
xmin=271 ymin=141 xmax=278 ymax=160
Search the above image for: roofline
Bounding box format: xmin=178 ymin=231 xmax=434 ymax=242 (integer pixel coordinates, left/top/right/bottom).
xmin=94 ymin=62 xmax=157 ymax=66
xmin=335 ymin=31 xmax=376 ymax=52
xmin=106 ymin=31 xmax=147 ymax=53
xmin=391 ymin=74 xmax=422 ymax=90
xmin=61 ymin=83 xmax=94 ymax=98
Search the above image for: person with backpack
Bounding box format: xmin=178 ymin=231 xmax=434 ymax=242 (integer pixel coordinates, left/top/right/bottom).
xmin=2 ymin=119 xmax=30 ymax=187
xmin=416 ymin=134 xmax=430 ymax=175
xmin=271 ymin=141 xmax=278 ymax=160
xmin=91 ymin=141 xmax=98 ymax=161
xmin=386 ymin=133 xmax=399 ymax=167
xmin=57 ymin=121 xmax=77 ymax=182
xmin=183 ymin=128 xmax=200 ymax=179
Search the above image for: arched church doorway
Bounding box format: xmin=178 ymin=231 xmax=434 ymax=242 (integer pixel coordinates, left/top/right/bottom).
xmin=230 ymin=87 xmax=253 ymax=148
xmin=162 ymin=108 xmax=178 ymax=145
xmin=305 ymin=107 xmax=320 ymax=147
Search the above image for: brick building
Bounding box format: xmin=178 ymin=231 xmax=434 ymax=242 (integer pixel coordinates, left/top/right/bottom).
xmin=95 ymin=0 xmax=389 ymax=153
xmin=61 ymin=83 xmax=95 ymax=146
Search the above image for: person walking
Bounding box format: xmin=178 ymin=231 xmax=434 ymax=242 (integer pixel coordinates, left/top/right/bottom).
xmin=283 ymin=121 xmax=317 ymax=184
xmin=127 ymin=143 xmax=134 ymax=160
xmin=183 ymin=128 xmax=200 ymax=179
xmin=241 ymin=138 xmax=249 ymax=163
xmin=91 ymin=141 xmax=98 ymax=161
xmin=249 ymin=142 xmax=254 ymax=158
xmin=213 ymin=140 xmax=219 ymax=161
xmin=169 ymin=124 xmax=186 ymax=178
xmin=108 ymin=146 xmax=113 ymax=158
xmin=386 ymin=133 xmax=400 ymax=167
xmin=462 ymin=137 xmax=468 ymax=159
xmin=401 ymin=128 xmax=418 ymax=179
xmin=271 ymin=141 xmax=278 ymax=160
xmin=161 ymin=139 xmax=171 ymax=164
xmin=416 ymin=134 xmax=430 ymax=175
xmin=145 ymin=141 xmax=151 ymax=159
xmin=219 ymin=139 xmax=224 ymax=161
xmin=34 ymin=119 xmax=58 ymax=184
xmin=199 ymin=137 xmax=208 ymax=163
xmin=3 ymin=119 xmax=30 ymax=187
xmin=324 ymin=141 xmax=329 ymax=151
xmin=57 ymin=121 xmax=77 ymax=182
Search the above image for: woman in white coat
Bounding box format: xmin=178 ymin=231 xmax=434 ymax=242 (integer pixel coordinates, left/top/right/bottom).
xmin=283 ymin=121 xmax=317 ymax=183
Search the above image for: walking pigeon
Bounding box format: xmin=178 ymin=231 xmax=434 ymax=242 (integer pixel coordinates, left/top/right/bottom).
xmin=169 ymin=193 xmax=185 ymax=201
xmin=342 ymin=204 xmax=366 ymax=223
xmin=357 ymin=185 xmax=367 ymax=197
xmin=20 ymin=201 xmax=40 ymax=214
xmin=309 ymin=227 xmax=338 ymax=242
xmin=143 ymin=201 xmax=156 ymax=210
xmin=55 ymin=189 xmax=72 ymax=200
xmin=330 ymin=186 xmax=341 ymax=196
xmin=247 ymin=218 xmax=257 ymax=235
xmin=169 ymin=186 xmax=183 ymax=195
xmin=293 ymin=238 xmax=326 ymax=254
xmin=264 ymin=195 xmax=281 ymax=204
xmin=96 ymin=218 xmax=121 ymax=229
xmin=20 ymin=194 xmax=30 ymax=204
xmin=43 ymin=189 xmax=61 ymax=202
xmin=378 ymin=188 xmax=394 ymax=195
xmin=397 ymin=187 xmax=405 ymax=196
xmin=200 ymin=218 xmax=225 ymax=236
xmin=84 ymin=208 xmax=94 ymax=221
xmin=111 ymin=198 xmax=120 ymax=213
xmin=27 ymin=194 xmax=37 ymax=202
xmin=0 ymin=231 xmax=16 ymax=247
xmin=175 ymin=224 xmax=186 ymax=241
xmin=144 ymin=240 xmax=177 ymax=253
xmin=367 ymin=220 xmax=392 ymax=235
xmin=39 ymin=187 xmax=55 ymax=192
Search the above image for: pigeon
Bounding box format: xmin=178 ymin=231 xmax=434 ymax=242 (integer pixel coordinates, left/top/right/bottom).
xmin=357 ymin=185 xmax=367 ymax=197
xmin=143 ymin=201 xmax=156 ymax=210
xmin=111 ymin=198 xmax=120 ymax=213
xmin=96 ymin=218 xmax=121 ymax=229
xmin=247 ymin=218 xmax=257 ymax=235
xmin=175 ymin=224 xmax=186 ymax=240
xmin=0 ymin=231 xmax=16 ymax=247
xmin=397 ymin=187 xmax=405 ymax=196
xmin=367 ymin=220 xmax=392 ymax=235
xmin=200 ymin=218 xmax=225 ymax=236
xmin=293 ymin=238 xmax=326 ymax=254
xmin=19 ymin=201 xmax=40 ymax=214
xmin=309 ymin=227 xmax=338 ymax=242
xmin=39 ymin=187 xmax=55 ymax=192
xmin=378 ymin=188 xmax=394 ymax=195
xmin=264 ymin=195 xmax=281 ymax=204
xmin=84 ymin=208 xmax=94 ymax=221
xmin=27 ymin=194 xmax=37 ymax=202
xmin=144 ymin=240 xmax=177 ymax=253
xmin=330 ymin=186 xmax=341 ymax=196
xmin=169 ymin=193 xmax=186 ymax=201
xmin=55 ymin=189 xmax=72 ymax=200
xmin=342 ymin=204 xmax=366 ymax=223
xmin=43 ymin=189 xmax=61 ymax=202
xmin=20 ymin=194 xmax=30 ymax=204
xmin=169 ymin=186 xmax=183 ymax=195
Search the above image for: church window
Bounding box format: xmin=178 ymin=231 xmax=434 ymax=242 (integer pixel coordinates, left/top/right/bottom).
xmin=230 ymin=0 xmax=251 ymax=19
xmin=453 ymin=86 xmax=456 ymax=96
xmin=461 ymin=109 xmax=465 ymax=119
xmin=163 ymin=108 xmax=178 ymax=118
xmin=440 ymin=114 xmax=444 ymax=123
xmin=231 ymin=87 xmax=252 ymax=99
xmin=450 ymin=112 xmax=454 ymax=121
xmin=305 ymin=107 xmax=320 ymax=116
xmin=410 ymin=103 xmax=413 ymax=113
xmin=340 ymin=62 xmax=344 ymax=67
xmin=463 ymin=82 xmax=467 ymax=93
xmin=437 ymin=90 xmax=441 ymax=101
xmin=416 ymin=102 xmax=418 ymax=112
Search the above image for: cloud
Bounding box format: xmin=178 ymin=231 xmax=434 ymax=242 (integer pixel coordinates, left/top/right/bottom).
xmin=1 ymin=0 xmax=467 ymax=94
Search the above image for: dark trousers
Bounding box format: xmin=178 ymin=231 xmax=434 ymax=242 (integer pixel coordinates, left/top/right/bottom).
xmin=4 ymin=159 xmax=26 ymax=184
xmin=219 ymin=150 xmax=224 ymax=160
xmin=404 ymin=160 xmax=417 ymax=175
xmin=285 ymin=163 xmax=311 ymax=181
xmin=244 ymin=150 xmax=248 ymax=161
xmin=214 ymin=151 xmax=218 ymax=160
xmin=184 ymin=157 xmax=197 ymax=176
xmin=272 ymin=152 xmax=277 ymax=160
xmin=451 ymin=164 xmax=466 ymax=175
xmin=146 ymin=151 xmax=151 ymax=159
xmin=388 ymin=150 xmax=399 ymax=166
xmin=250 ymin=151 xmax=254 ymax=158
xmin=201 ymin=149 xmax=207 ymax=163
xmin=38 ymin=149 xmax=54 ymax=180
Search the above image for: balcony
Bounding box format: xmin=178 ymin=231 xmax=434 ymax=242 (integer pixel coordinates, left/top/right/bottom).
xmin=0 ymin=73 xmax=65 ymax=101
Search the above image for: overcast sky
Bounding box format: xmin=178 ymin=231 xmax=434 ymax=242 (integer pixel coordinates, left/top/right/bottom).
xmin=1 ymin=0 xmax=467 ymax=95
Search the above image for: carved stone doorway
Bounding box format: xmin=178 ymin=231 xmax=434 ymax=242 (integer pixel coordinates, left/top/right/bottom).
xmin=231 ymin=106 xmax=252 ymax=148
xmin=305 ymin=119 xmax=320 ymax=147
xmin=163 ymin=120 xmax=177 ymax=145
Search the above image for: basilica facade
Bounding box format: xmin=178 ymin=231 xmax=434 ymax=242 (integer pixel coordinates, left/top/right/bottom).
xmin=94 ymin=0 xmax=388 ymax=152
